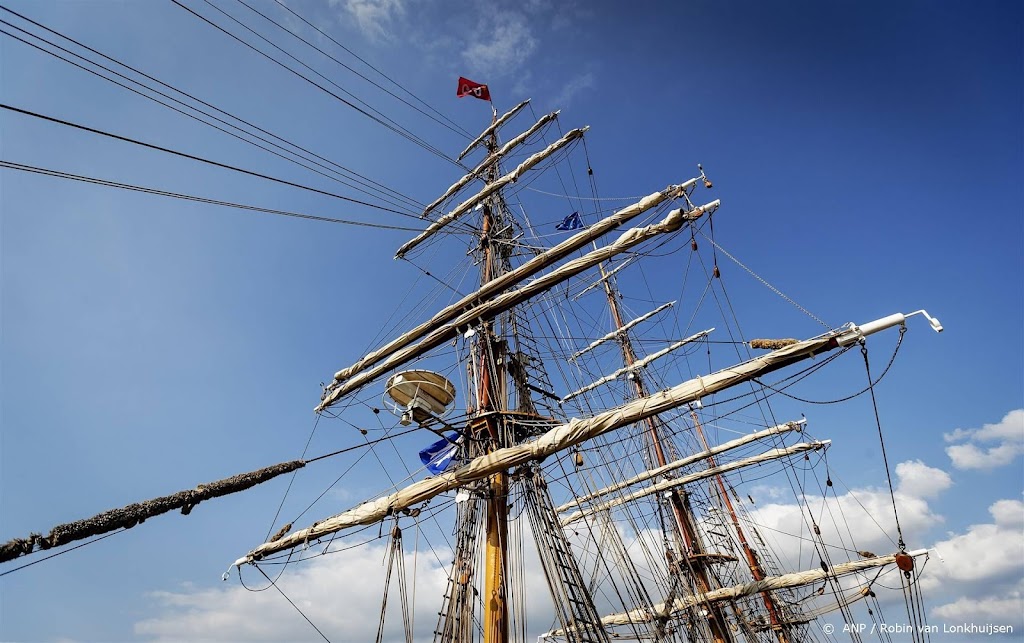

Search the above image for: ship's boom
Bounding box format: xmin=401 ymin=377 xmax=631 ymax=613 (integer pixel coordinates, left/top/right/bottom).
xmin=396 ymin=126 xmax=589 ymax=258
xmin=319 ymin=202 xmax=717 ymax=410
xmin=554 ymin=419 xmax=805 ymax=511
xmin=547 ymin=550 xmax=929 ymax=635
xmin=326 ymin=182 xmax=701 ymax=392
xmin=559 ymin=440 xmax=830 ymax=525
xmin=241 ymin=311 xmax=926 ymax=565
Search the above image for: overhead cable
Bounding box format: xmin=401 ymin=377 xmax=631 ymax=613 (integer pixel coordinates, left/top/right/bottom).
xmin=174 ymin=0 xmax=464 ymax=170
xmin=0 ymin=5 xmax=425 ymax=212
xmin=235 ymin=0 xmax=471 ymax=140
xmin=0 ymin=103 xmax=430 ymax=220
xmin=0 ymin=160 xmax=425 ymax=231
xmin=0 ymin=24 xmax=423 ymax=216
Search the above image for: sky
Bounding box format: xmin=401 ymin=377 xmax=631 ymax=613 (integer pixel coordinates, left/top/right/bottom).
xmin=1 ymin=0 xmax=1022 ymax=642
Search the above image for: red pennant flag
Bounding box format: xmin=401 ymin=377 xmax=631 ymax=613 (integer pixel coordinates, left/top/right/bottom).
xmin=456 ymin=76 xmax=491 ymax=102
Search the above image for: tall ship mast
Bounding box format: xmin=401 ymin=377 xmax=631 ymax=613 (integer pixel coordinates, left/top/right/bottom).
xmin=1 ymin=95 xmax=944 ymax=643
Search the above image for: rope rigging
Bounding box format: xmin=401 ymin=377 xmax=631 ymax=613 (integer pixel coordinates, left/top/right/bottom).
xmin=173 ymin=0 xmax=466 ymax=171
xmin=233 ymin=0 xmax=471 ymax=141
xmin=0 ymin=103 xmax=434 ymax=222
xmin=0 ymin=160 xmax=425 ymax=231
xmin=0 ymin=5 xmax=427 ymax=213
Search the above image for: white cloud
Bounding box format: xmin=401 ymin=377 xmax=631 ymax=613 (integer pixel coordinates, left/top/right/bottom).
xmin=921 ymin=499 xmax=1024 ymax=630
xmin=747 ymin=459 xmax=949 ymax=573
xmin=463 ymin=10 xmax=537 ymax=77
xmin=932 ymin=594 xmax=1024 ymax=628
xmin=134 ymin=520 xmax=561 ymax=642
xmin=896 ymin=459 xmax=952 ymax=499
xmin=135 ymin=541 xmax=450 ymax=642
xmin=944 ymin=409 xmax=1024 ymax=470
xmin=334 ymin=0 xmax=405 ymax=41
xmin=924 ymin=499 xmax=1024 ymax=587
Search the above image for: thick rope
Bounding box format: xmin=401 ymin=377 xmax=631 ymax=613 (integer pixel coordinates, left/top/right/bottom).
xmin=0 ymin=460 xmax=305 ymax=563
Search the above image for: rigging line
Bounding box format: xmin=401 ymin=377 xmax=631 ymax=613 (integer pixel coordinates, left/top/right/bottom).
xmin=0 ymin=529 xmax=124 ymax=577
xmin=0 ymin=160 xmax=424 ymax=231
xmin=0 ymin=103 xmax=422 ymax=219
xmin=0 ymin=24 xmax=409 ymax=217
xmin=304 ymin=426 xmax=421 ymax=464
xmin=234 ymin=0 xmax=470 ymax=140
xmin=523 ymin=185 xmax=645 ymax=201
xmin=861 ymin=336 xmax=905 ymax=548
xmin=289 ymin=422 xmax=414 ymax=527
xmin=752 ymin=328 xmax=904 ymax=405
xmin=271 ymin=0 xmax=470 ymax=138
xmin=0 ymin=9 xmax=424 ymax=212
xmin=697 ymin=229 xmax=832 ymax=330
xmin=255 ymin=564 xmax=333 ymax=643
xmin=174 ymin=0 xmax=463 ymax=170
xmin=264 ymin=413 xmax=322 ymax=543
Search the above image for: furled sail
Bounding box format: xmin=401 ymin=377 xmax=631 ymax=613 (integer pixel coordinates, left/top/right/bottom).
xmin=561 ymin=328 xmax=713 ymax=403
xmin=396 ymin=126 xmax=589 ymax=258
xmin=456 ymin=98 xmax=531 ymax=161
xmin=569 ymin=301 xmax=675 ymax=362
xmin=244 ymin=313 xmax=913 ymax=564
xmin=559 ymin=440 xmax=830 ymax=525
xmin=555 ymin=419 xmax=805 ymax=511
xmin=319 ymin=202 xmax=719 ymax=410
xmin=328 ymin=183 xmax=702 ymax=389
xmin=423 ymin=111 xmax=560 ymax=217
xmin=547 ymin=550 xmax=929 ymax=634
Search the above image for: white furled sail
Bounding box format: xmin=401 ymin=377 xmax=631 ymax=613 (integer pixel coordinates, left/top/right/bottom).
xmin=456 ymin=98 xmax=531 ymax=161
xmin=245 ymin=312 xmax=912 ymax=564
xmin=548 ymin=550 xmax=929 ymax=634
xmin=569 ymin=301 xmax=675 ymax=362
xmin=423 ymin=111 xmax=560 ymax=217
xmin=554 ymin=419 xmax=805 ymax=511
xmin=559 ymin=440 xmax=830 ymax=525
xmin=560 ymin=328 xmax=713 ymax=403
xmin=327 ymin=184 xmax=703 ymax=389
xmin=396 ymin=126 xmax=589 ymax=258
xmin=319 ymin=203 xmax=718 ymax=410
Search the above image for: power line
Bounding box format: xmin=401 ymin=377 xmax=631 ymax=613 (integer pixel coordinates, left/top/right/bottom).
xmin=0 ymin=5 xmax=426 ymax=213
xmin=0 ymin=102 xmax=426 ymax=220
xmin=173 ymin=0 xmax=465 ymax=170
xmin=0 ymin=160 xmax=424 ymax=231
xmin=234 ymin=0 xmax=471 ymax=140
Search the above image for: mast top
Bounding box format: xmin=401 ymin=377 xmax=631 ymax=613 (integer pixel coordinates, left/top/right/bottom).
xmin=457 ymin=98 xmax=530 ymax=161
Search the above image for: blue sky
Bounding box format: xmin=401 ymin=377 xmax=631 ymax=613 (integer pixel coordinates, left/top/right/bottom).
xmin=1 ymin=1 xmax=1022 ymax=641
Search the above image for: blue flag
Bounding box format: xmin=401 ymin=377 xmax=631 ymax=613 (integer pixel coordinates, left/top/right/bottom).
xmin=556 ymin=211 xmax=584 ymax=231
xmin=419 ymin=433 xmax=462 ymax=475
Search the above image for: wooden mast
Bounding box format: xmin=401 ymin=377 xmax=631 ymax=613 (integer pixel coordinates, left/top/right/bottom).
xmin=596 ymin=268 xmax=736 ymax=643
xmin=691 ymin=410 xmax=791 ymax=643
xmin=477 ymin=107 xmax=509 ymax=643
